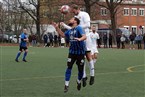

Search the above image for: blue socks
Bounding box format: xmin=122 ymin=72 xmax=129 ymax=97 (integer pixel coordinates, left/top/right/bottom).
xmin=16 ymin=52 xmax=21 ymax=60
xmin=78 ymin=71 xmax=83 ymax=81
xmin=23 ymin=52 xmax=27 ymax=60
xmin=65 ymin=68 xmax=72 ymax=81
xmin=16 ymin=52 xmax=28 ymax=60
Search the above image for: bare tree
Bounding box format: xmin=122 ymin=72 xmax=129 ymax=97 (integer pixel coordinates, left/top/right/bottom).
xmin=17 ymin=0 xmax=42 ymax=41
xmin=96 ymin=0 xmax=123 ymax=39
xmin=83 ymin=0 xmax=99 ymax=15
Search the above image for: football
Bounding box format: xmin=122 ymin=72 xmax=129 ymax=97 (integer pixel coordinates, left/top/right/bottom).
xmin=60 ymin=5 xmax=70 ymax=14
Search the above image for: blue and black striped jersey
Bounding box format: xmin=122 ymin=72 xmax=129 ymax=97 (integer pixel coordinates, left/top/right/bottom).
xmin=65 ymin=26 xmax=86 ymax=55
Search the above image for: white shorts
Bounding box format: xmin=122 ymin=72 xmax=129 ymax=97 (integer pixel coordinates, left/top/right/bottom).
xmin=91 ymin=47 xmax=99 ymax=55
xmin=85 ymin=33 xmax=93 ymax=51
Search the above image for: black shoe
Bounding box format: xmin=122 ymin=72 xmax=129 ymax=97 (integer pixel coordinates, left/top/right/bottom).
xmin=15 ymin=59 xmax=19 ymax=62
xmin=64 ymin=85 xmax=69 ymax=93
xmin=77 ymin=82 xmax=81 ymax=91
xmin=23 ymin=59 xmax=27 ymax=62
xmin=89 ymin=76 xmax=94 ymax=85
xmin=82 ymin=77 xmax=87 ymax=87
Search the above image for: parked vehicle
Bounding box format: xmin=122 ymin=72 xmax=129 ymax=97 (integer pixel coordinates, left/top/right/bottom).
xmin=0 ymin=34 xmax=9 ymax=42
xmin=9 ymin=35 xmax=21 ymax=43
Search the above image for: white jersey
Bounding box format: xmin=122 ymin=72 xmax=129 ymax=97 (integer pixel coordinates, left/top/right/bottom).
xmin=75 ymin=11 xmax=92 ymax=51
xmin=75 ymin=11 xmax=90 ymax=35
xmin=90 ymin=32 xmax=100 ymax=54
xmin=90 ymin=32 xmax=100 ymax=47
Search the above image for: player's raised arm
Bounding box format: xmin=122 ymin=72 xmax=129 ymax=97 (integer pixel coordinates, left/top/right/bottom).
xmin=60 ymin=22 xmax=72 ymax=30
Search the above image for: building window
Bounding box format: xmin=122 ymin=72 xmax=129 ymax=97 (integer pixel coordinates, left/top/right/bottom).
xmin=132 ymin=26 xmax=137 ymax=33
xmin=139 ymin=8 xmax=144 ymax=16
xmin=131 ymin=8 xmax=137 ymax=16
xmin=124 ymin=26 xmax=130 ymax=30
xmin=100 ymin=8 xmax=107 ymax=16
xmin=124 ymin=8 xmax=129 ymax=16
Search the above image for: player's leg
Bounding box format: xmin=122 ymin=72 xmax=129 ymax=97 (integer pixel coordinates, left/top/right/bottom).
xmin=93 ymin=48 xmax=99 ymax=64
xmin=76 ymin=55 xmax=85 ymax=91
xmin=15 ymin=47 xmax=22 ymax=62
xmin=87 ymin=52 xmax=95 ymax=85
xmin=64 ymin=54 xmax=76 ymax=93
xmin=22 ymin=47 xmax=28 ymax=62
xmin=82 ymin=51 xmax=94 ymax=87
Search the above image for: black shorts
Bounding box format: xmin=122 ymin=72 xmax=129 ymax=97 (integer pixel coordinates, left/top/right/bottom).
xmin=19 ymin=46 xmax=28 ymax=51
xmin=85 ymin=50 xmax=91 ymax=54
xmin=67 ymin=54 xmax=85 ymax=69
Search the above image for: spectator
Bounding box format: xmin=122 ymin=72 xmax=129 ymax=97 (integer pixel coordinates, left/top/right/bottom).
xmin=43 ymin=34 xmax=48 ymax=47
xmin=31 ymin=34 xmax=37 ymax=47
xmin=116 ymin=33 xmax=121 ymax=49
xmin=135 ymin=34 xmax=143 ymax=49
xmin=54 ymin=34 xmax=58 ymax=47
xmin=143 ymin=33 xmax=145 ymax=49
xmin=129 ymin=32 xmax=136 ymax=49
xmin=48 ymin=33 xmax=54 ymax=47
xmin=103 ymin=33 xmax=108 ymax=48
xmin=61 ymin=37 xmax=65 ymax=48
xmin=58 ymin=35 xmax=61 ymax=47
xmin=120 ymin=34 xmax=126 ymax=49
xmin=109 ymin=33 xmax=113 ymax=48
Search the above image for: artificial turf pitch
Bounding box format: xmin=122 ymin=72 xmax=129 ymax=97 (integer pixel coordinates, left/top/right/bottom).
xmin=0 ymin=46 xmax=144 ymax=97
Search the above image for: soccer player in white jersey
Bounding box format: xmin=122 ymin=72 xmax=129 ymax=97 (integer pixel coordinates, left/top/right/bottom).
xmin=90 ymin=25 xmax=100 ymax=65
xmin=60 ymin=4 xmax=94 ymax=87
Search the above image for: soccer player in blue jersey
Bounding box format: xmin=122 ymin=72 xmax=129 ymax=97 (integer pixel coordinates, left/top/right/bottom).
xmin=15 ymin=28 xmax=29 ymax=62
xmin=53 ymin=17 xmax=86 ymax=93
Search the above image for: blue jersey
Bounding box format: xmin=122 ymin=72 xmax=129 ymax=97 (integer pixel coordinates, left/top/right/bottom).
xmin=65 ymin=26 xmax=86 ymax=55
xmin=20 ymin=33 xmax=28 ymax=47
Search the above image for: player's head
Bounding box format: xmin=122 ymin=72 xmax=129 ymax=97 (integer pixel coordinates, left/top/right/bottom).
xmin=71 ymin=4 xmax=80 ymax=15
xmin=23 ymin=28 xmax=27 ymax=34
xmin=91 ymin=25 xmax=97 ymax=33
xmin=68 ymin=17 xmax=80 ymax=27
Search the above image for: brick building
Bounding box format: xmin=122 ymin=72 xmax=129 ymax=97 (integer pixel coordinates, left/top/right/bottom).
xmin=40 ymin=0 xmax=145 ymax=34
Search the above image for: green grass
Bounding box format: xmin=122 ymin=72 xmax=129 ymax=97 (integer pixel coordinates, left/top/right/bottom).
xmin=0 ymin=46 xmax=145 ymax=97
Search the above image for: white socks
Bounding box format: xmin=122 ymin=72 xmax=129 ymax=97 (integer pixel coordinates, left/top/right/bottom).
xmin=83 ymin=62 xmax=87 ymax=78
xmin=93 ymin=59 xmax=97 ymax=64
xmin=89 ymin=60 xmax=95 ymax=76
xmin=83 ymin=60 xmax=95 ymax=78
xmin=65 ymin=81 xmax=69 ymax=86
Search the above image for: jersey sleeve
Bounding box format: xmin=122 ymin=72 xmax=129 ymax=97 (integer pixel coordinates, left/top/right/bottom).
xmin=77 ymin=26 xmax=85 ymax=35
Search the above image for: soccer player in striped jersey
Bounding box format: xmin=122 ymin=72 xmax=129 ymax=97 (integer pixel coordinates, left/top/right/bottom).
xmin=53 ymin=17 xmax=86 ymax=93
xmin=15 ymin=28 xmax=29 ymax=62
xmin=60 ymin=4 xmax=94 ymax=87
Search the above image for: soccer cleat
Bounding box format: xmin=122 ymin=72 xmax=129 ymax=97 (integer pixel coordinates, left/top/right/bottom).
xmin=77 ymin=81 xmax=81 ymax=91
xmin=15 ymin=59 xmax=19 ymax=62
xmin=23 ymin=59 xmax=27 ymax=62
xmin=64 ymin=85 xmax=69 ymax=93
xmin=82 ymin=77 xmax=87 ymax=87
xmin=89 ymin=76 xmax=94 ymax=85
